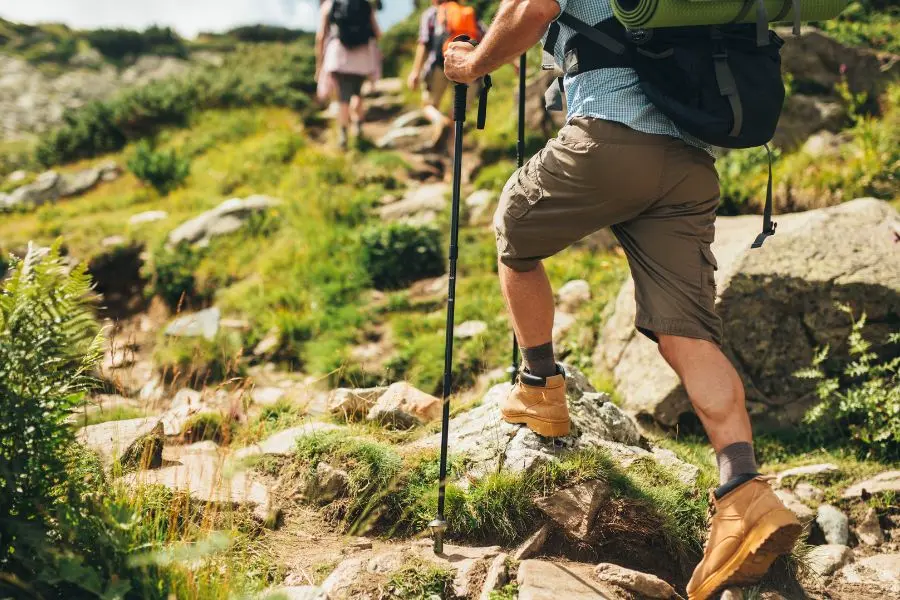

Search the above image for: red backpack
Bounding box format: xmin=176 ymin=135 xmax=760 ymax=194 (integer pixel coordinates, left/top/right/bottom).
xmin=432 ymin=2 xmax=480 ymax=66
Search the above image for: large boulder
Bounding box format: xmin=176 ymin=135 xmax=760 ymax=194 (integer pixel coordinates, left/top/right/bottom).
xmin=366 ymin=382 xmax=442 ymax=428
xmin=595 ymin=199 xmax=900 ymax=429
xmin=411 ymin=365 xmax=698 ymax=486
xmin=167 ymin=196 xmax=280 ymax=247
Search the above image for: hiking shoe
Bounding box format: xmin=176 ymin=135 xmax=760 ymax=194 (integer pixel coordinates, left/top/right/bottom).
xmin=500 ymin=366 xmax=570 ymax=437
xmin=687 ymin=476 xmax=803 ymax=600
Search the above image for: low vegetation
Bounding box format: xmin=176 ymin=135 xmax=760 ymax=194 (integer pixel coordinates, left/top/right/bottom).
xmin=128 ymin=140 xmax=191 ymax=194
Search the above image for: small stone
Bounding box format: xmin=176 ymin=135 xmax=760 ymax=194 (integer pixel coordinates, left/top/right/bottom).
xmin=593 ymin=563 xmax=675 ymax=599
xmin=817 ymin=504 xmax=850 ymax=546
xmin=321 ymin=557 xmax=366 ymax=598
xmin=251 ymin=387 xmax=286 ymax=407
xmin=455 ymin=320 xmax=488 ymax=339
xmin=719 ymin=589 xmax=743 ymax=600
xmin=513 ymin=523 xmax=551 ymax=561
xmin=220 ymin=318 xmax=250 ymax=330
xmin=807 ymin=544 xmax=854 ymax=577
xmin=842 ymin=471 xmax=900 ymax=499
xmin=856 ymin=507 xmax=884 ymax=546
xmin=328 ymin=387 xmax=387 ymax=420
xmin=261 ymin=586 xmax=326 ymax=600
xmin=837 ymin=553 xmax=900 ymax=593
xmin=165 ymin=307 xmax=220 ymax=340
xmin=101 ymin=235 xmax=127 ymax=247
xmin=534 ymin=480 xmax=610 ymax=542
xmin=465 ymin=190 xmax=495 ymax=225
xmin=366 ymin=382 xmax=442 ymax=428
xmin=557 ymin=279 xmax=591 ymax=312
xmin=776 ymin=463 xmax=840 ymax=486
xmin=793 ymin=482 xmax=825 ymax=503
xmin=130 ymin=210 xmax=169 ymax=226
xmin=552 ymin=311 xmax=577 ymax=344
xmin=775 ymin=489 xmax=816 ymax=526
xmin=479 ymin=552 xmax=509 ymax=600
xmin=77 ymin=416 xmax=162 ymax=465
xmin=7 ymin=170 xmax=27 ymax=183
xmin=254 ymin=333 xmax=280 ymax=356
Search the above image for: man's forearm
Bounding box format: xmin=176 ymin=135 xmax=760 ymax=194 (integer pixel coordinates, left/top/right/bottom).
xmin=471 ymin=0 xmax=559 ymax=77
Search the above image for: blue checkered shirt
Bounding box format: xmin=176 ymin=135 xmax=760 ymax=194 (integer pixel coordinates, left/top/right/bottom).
xmin=549 ymin=0 xmax=708 ymax=150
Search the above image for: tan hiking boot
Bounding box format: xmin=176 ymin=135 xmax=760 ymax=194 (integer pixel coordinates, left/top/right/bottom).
xmin=500 ymin=368 xmax=570 ymax=438
xmin=687 ymin=476 xmax=803 ymax=600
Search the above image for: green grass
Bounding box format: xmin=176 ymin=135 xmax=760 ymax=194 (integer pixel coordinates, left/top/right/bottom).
xmin=81 ymin=405 xmax=147 ymax=426
xmin=235 ymin=400 xmax=308 ymax=446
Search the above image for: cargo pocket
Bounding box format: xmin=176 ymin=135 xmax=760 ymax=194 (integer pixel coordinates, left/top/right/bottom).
xmin=504 ymin=148 xmax=546 ymax=220
xmin=700 ymin=244 xmax=718 ymax=301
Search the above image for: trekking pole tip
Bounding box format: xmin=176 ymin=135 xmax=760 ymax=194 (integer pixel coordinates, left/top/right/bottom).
xmin=429 ymin=518 xmax=448 ymax=554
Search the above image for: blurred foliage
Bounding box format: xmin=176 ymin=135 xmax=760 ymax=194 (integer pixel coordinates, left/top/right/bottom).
xmin=821 ymin=1 xmax=899 ymax=54
xmin=360 ymin=223 xmax=445 ymax=290
xmin=127 ymin=140 xmax=191 ymax=194
xmin=85 ymin=26 xmax=187 ymax=61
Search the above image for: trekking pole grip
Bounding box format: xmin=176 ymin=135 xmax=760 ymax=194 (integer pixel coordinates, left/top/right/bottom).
xmin=453 ymin=83 xmax=468 ymax=124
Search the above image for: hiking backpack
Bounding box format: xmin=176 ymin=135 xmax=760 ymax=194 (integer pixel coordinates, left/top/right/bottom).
xmin=543 ymin=8 xmax=805 ymax=247
xmin=432 ymin=1 xmax=481 ymax=67
xmin=330 ymin=0 xmax=374 ymax=49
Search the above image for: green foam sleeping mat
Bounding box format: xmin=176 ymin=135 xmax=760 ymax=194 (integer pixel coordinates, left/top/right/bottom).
xmin=611 ymin=0 xmax=849 ymax=29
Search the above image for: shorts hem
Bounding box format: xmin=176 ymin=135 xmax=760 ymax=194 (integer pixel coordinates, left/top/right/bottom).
xmin=635 ymin=316 xmax=721 ymax=346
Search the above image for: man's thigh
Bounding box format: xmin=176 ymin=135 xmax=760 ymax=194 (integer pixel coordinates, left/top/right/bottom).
xmin=613 ymin=142 xmax=723 ymax=344
xmin=494 ymin=118 xmax=670 ymax=272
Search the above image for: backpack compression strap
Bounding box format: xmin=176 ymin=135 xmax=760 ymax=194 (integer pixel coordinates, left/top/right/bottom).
xmin=751 ymin=144 xmax=777 ymax=248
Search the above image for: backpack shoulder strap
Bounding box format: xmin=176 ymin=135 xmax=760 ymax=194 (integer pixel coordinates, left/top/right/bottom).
xmin=557 ymin=13 xmax=626 ymax=55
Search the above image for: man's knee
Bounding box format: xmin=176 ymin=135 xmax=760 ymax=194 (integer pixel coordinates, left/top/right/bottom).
xmin=657 ymin=334 xmax=718 ymax=363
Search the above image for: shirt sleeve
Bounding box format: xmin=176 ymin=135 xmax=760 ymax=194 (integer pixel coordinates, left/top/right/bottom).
xmin=418 ymin=7 xmax=436 ymax=44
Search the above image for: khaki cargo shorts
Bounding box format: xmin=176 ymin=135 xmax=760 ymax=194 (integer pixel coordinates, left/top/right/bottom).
xmin=424 ymin=67 xmax=479 ymax=110
xmin=495 ymin=117 xmax=723 ymax=344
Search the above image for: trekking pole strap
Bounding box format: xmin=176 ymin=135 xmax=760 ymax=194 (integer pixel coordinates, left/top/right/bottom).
xmin=477 ymin=74 xmax=492 ymax=130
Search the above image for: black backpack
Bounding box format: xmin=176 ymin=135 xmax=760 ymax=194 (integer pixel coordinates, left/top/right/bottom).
xmin=545 ymin=13 xmax=797 ymax=247
xmin=330 ymin=0 xmax=374 ymax=49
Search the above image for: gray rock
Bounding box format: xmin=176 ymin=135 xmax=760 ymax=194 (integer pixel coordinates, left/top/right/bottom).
xmin=455 ymin=320 xmax=487 ymax=339
xmin=479 ymin=552 xmax=509 ymax=600
xmin=412 ymin=365 xmax=696 ymax=486
xmin=807 ymin=544 xmax=854 ymax=578
xmin=253 ymin=333 xmax=280 ymax=357
xmin=165 ymin=307 xmax=220 ymax=341
xmin=817 ymin=504 xmax=850 ymax=546
xmin=517 ymin=560 xmax=620 ymax=600
xmin=377 ymin=183 xmax=448 ymax=222
xmin=233 ymin=422 xmax=342 ymax=460
xmin=366 ymin=382 xmax=442 ymax=428
xmin=123 ymin=453 xmax=278 ymax=525
xmin=168 ymin=196 xmax=280 ymax=247
xmin=376 ymin=125 xmax=430 ymax=150
xmin=793 ymin=482 xmax=825 ymax=503
xmin=837 ymin=553 xmax=900 ymax=594
xmin=367 ymin=77 xmax=403 ymax=96
xmin=302 ymin=462 xmax=349 ymax=504
xmin=557 ymin=279 xmax=591 ymax=312
xmin=261 ymin=586 xmax=326 ymax=600
xmin=321 ymin=557 xmax=366 ymax=598
xmin=58 ymin=166 xmax=102 ymax=197
xmin=328 ymin=386 xmax=388 ymax=420
xmin=129 ymin=210 xmax=169 ymax=226
xmin=775 ymin=489 xmax=816 ymax=526
xmin=775 ymin=94 xmax=846 ymax=150
xmin=465 ymin=189 xmax=495 ymax=225
xmin=117 ymin=421 xmax=165 ymax=471
xmin=513 ymin=523 xmax=552 ymax=561
xmin=251 ymin=387 xmax=286 ymax=407
xmin=6 ymin=170 xmax=27 ymax=183
xmin=390 ymin=110 xmax=430 ymax=129
xmin=77 ymin=416 xmax=162 ymax=465
xmin=719 ymin=589 xmax=743 ymax=600
xmin=534 ymin=480 xmax=610 ymax=542
xmin=802 ymin=131 xmax=845 ymax=159
xmin=552 ymin=311 xmax=577 ymax=344
xmin=776 ymin=463 xmax=840 ymax=486
xmin=595 ymin=199 xmax=900 ymax=428
xmin=843 ymin=470 xmax=900 ymax=499
xmin=593 ymin=563 xmax=675 ymax=599
xmin=3 ymin=171 xmax=60 ymax=209
xmin=856 ymin=507 xmax=884 ymax=546
xmin=417 ymin=543 xmax=501 ymax=598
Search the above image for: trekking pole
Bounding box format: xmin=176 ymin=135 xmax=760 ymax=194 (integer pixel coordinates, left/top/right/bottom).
xmin=510 ymin=52 xmax=527 ymax=385
xmin=431 ymin=38 xmax=491 ymax=555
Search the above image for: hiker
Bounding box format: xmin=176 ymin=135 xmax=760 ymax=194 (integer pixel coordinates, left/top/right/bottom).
xmin=443 ymin=1 xmax=802 ymax=598
xmin=406 ymin=0 xmax=486 ymax=150
xmin=316 ymin=0 xmax=382 ymax=149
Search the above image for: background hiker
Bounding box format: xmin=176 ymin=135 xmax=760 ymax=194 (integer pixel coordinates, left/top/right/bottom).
xmin=316 ymin=0 xmax=382 ymax=148
xmin=407 ymin=0 xmax=486 ymax=151
xmin=443 ymin=1 xmax=802 ymax=598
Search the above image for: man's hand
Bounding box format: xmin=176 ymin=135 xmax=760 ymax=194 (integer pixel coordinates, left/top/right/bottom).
xmin=407 ymin=70 xmax=420 ymax=90
xmin=444 ymin=41 xmax=480 ymax=84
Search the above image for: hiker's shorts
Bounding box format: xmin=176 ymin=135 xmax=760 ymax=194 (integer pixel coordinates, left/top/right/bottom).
xmin=334 ymin=73 xmax=366 ymax=103
xmin=494 ymin=117 xmax=723 ymax=345
xmin=424 ymin=67 xmax=479 ymax=111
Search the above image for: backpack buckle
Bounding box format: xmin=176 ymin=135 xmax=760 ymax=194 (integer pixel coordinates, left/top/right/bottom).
xmin=627 ymin=28 xmax=652 ymax=45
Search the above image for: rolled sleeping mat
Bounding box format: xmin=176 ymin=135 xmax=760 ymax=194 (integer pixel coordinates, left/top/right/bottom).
xmin=611 ymin=0 xmax=849 ymax=29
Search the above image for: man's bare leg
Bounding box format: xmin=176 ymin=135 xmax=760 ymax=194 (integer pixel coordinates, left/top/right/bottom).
xmin=657 ymin=335 xmax=753 ymax=452
xmin=350 ymin=94 xmax=364 ymax=137
xmin=498 ymin=260 xmax=554 ymax=349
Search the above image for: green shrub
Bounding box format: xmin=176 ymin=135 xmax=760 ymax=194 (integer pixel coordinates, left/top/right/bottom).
xmin=821 ymin=2 xmax=900 ymax=54
xmin=361 ymin=223 xmax=445 ymax=290
xmin=225 ymin=25 xmax=310 ymax=43
xmin=797 ymin=305 xmax=900 ymax=460
xmin=147 ymin=243 xmax=206 ymax=310
xmin=85 ymin=26 xmax=187 ymax=61
xmin=127 ymin=141 xmax=191 ymax=194
xmin=384 ymin=560 xmax=456 ymax=599
xmin=181 ymin=413 xmax=232 ymax=444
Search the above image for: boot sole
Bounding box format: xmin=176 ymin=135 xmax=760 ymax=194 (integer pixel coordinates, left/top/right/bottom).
xmin=501 ymin=411 xmax=570 ymax=438
xmin=689 ymin=510 xmax=802 ymax=600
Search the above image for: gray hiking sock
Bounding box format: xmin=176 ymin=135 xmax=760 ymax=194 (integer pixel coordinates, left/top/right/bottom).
xmin=521 ymin=342 xmax=556 ymax=378
xmin=716 ymin=442 xmax=758 ymax=485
